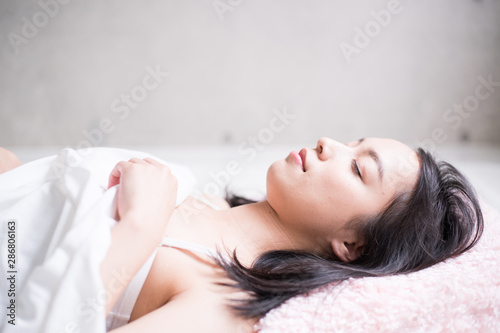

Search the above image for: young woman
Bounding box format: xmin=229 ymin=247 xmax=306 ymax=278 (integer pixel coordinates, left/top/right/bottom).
xmin=1 ymin=137 xmax=483 ymax=332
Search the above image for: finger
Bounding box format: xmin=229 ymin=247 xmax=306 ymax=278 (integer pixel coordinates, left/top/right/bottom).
xmin=128 ymin=157 xmax=146 ymax=164
xmin=108 ymin=162 xmax=125 ymax=189
xmin=143 ymin=157 xmax=163 ymax=166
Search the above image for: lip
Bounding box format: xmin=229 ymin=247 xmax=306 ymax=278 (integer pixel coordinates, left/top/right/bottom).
xmin=299 ymin=148 xmax=307 ymax=171
xmin=291 ymin=151 xmax=304 ymax=172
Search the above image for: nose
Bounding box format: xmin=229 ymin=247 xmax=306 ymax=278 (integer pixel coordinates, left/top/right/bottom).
xmin=316 ymin=137 xmax=350 ymax=161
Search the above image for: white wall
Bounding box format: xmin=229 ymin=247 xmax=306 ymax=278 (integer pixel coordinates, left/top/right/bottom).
xmin=1 ymin=0 xmax=499 ymax=149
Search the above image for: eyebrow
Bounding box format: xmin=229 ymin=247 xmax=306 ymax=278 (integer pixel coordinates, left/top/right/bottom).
xmin=357 ymin=138 xmax=384 ymax=184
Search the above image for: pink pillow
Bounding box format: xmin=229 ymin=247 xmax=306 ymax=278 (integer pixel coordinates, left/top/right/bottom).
xmin=258 ymin=200 xmax=500 ymax=332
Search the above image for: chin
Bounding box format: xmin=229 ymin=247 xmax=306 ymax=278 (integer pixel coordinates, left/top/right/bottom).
xmin=266 ymin=163 xmax=282 ymax=206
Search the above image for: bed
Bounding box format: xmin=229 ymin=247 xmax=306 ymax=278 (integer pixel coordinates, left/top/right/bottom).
xmin=2 ymin=143 xmax=499 ymax=332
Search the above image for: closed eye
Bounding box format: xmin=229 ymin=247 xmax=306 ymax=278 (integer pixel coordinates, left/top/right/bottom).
xmin=352 ymin=160 xmax=362 ymax=179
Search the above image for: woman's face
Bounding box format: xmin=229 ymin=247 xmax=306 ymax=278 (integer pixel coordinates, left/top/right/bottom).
xmin=266 ymin=137 xmax=420 ymax=260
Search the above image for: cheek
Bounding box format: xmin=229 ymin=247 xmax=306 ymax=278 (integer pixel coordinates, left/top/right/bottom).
xmin=316 ymin=176 xmax=361 ymax=221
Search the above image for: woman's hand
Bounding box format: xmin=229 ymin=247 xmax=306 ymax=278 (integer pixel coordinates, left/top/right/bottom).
xmin=102 ymin=158 xmax=177 ymax=315
xmin=108 ymin=157 xmax=178 ymax=236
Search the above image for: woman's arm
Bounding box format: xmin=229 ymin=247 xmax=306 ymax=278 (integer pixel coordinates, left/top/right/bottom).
xmin=100 ymin=157 xmax=178 ymax=315
xmin=0 ymin=147 xmax=21 ymax=174
xmin=108 ymin=287 xmax=255 ymax=333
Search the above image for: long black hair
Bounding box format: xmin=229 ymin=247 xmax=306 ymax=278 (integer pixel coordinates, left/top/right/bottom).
xmin=218 ymin=148 xmax=484 ymax=318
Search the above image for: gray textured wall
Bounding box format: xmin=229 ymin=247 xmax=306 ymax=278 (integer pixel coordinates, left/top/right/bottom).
xmin=1 ymin=0 xmax=499 ymax=149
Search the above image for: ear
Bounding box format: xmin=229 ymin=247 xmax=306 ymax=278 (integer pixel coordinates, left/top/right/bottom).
xmin=331 ymin=239 xmax=364 ymax=262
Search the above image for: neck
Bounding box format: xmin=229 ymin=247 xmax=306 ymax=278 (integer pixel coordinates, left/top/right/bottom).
xmin=208 ymin=201 xmax=310 ymax=265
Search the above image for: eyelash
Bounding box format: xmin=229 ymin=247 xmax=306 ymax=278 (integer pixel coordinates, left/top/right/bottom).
xmin=352 ymin=160 xmax=362 ymax=179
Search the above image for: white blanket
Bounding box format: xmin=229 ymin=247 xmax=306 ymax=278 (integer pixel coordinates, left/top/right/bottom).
xmin=0 ymin=147 xmax=196 ymax=333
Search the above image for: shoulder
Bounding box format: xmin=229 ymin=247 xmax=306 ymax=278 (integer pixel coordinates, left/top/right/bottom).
xmin=132 ymin=243 xmax=232 ymax=320
xmin=126 ymin=247 xmax=257 ymax=332
xmin=149 ymin=243 xmax=234 ymax=298
xmin=0 ymin=147 xmax=21 ymax=174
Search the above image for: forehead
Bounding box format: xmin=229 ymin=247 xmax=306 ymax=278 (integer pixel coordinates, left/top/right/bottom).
xmin=362 ymin=137 xmax=420 ymax=191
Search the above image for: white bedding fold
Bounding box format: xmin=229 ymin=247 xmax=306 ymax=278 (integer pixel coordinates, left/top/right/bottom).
xmin=0 ymin=147 xmax=196 ymax=333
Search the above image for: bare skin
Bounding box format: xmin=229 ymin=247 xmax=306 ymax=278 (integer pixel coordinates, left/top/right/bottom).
xmin=0 ymin=147 xmax=21 ymax=174
xmin=1 ymin=138 xmax=420 ymax=332
xmin=106 ymin=137 xmax=419 ymax=332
